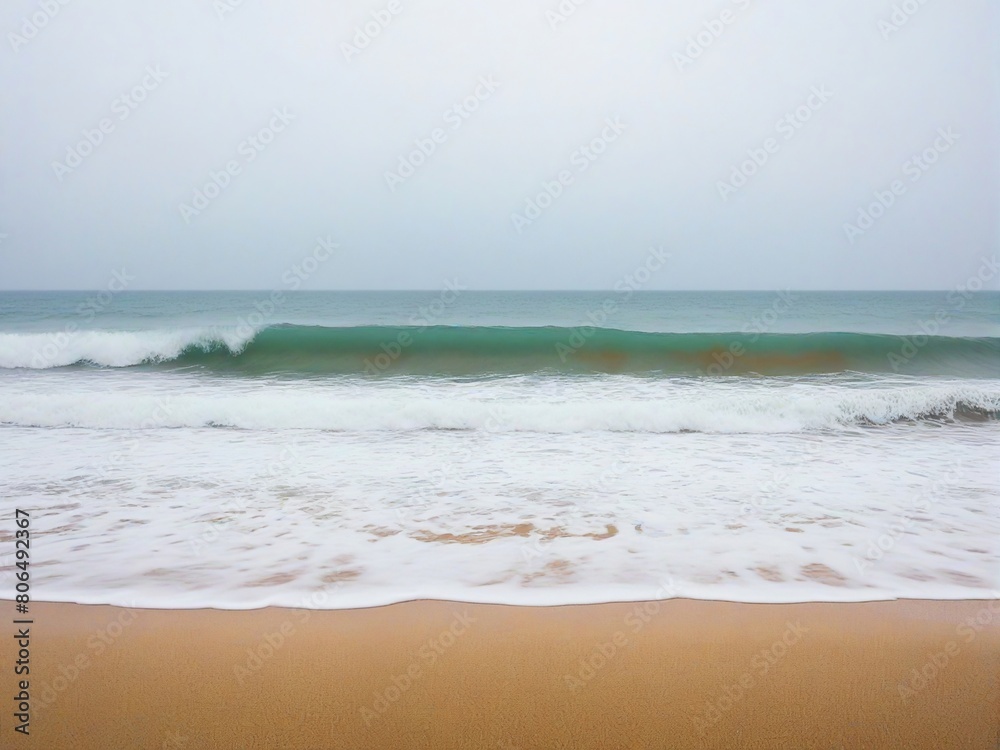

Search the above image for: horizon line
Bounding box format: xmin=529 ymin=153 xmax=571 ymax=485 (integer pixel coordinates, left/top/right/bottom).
xmin=2 ymin=288 xmax=997 ymax=294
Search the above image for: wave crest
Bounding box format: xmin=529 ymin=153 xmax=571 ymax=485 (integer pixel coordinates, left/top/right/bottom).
xmin=0 ymin=328 xmax=255 ymax=369
xmin=0 ymin=325 xmax=997 ymax=377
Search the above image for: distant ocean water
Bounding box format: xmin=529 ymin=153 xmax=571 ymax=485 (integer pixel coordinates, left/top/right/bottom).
xmin=0 ymin=290 xmax=997 ymax=608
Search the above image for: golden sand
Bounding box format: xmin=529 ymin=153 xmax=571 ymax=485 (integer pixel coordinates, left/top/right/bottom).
xmin=3 ymin=598 xmax=998 ymax=749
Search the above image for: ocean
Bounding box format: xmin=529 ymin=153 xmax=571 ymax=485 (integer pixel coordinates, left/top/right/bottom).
xmin=0 ymin=290 xmax=997 ymax=608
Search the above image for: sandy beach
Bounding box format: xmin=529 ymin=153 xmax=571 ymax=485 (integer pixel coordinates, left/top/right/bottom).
xmin=3 ymin=598 xmax=997 ymax=749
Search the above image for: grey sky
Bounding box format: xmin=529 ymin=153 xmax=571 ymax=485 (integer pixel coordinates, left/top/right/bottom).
xmin=0 ymin=0 xmax=997 ymax=290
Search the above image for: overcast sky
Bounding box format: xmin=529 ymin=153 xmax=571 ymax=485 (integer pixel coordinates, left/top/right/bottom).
xmin=0 ymin=0 xmax=997 ymax=290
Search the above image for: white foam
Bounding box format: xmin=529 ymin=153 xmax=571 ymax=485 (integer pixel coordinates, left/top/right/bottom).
xmin=0 ymin=328 xmax=253 ymax=369
xmin=0 ymin=376 xmax=996 ymax=432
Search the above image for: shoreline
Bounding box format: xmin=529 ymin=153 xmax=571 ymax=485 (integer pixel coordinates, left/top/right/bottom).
xmin=3 ymin=598 xmax=998 ymax=749
xmin=21 ymin=586 xmax=1000 ymax=610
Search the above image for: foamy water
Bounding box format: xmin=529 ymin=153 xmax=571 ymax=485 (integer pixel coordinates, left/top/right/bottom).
xmin=1 ymin=369 xmax=997 ymax=609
